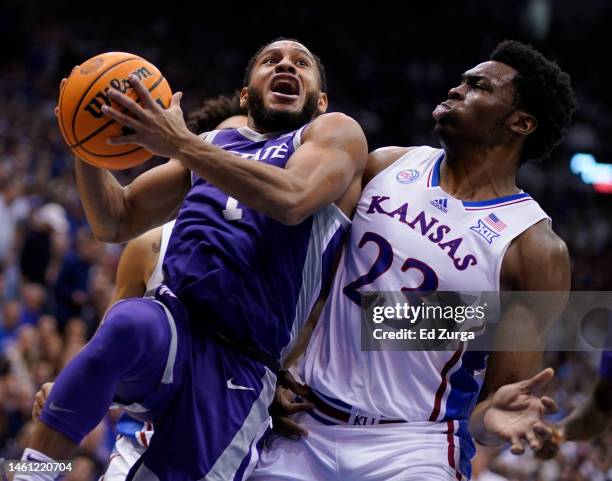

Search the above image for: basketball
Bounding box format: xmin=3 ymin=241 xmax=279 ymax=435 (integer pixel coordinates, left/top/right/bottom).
xmin=56 ymin=52 xmax=172 ymax=170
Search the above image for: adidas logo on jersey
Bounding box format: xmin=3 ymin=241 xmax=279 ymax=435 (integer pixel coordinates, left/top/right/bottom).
xmin=430 ymin=197 xmax=448 ymax=213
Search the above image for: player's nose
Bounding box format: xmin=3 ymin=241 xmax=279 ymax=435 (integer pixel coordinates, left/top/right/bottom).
xmin=275 ymin=57 xmax=297 ymax=75
xmin=448 ymin=84 xmax=465 ymax=101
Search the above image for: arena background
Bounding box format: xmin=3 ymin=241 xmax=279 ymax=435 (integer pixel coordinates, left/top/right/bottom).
xmin=0 ymin=1 xmax=610 ymax=480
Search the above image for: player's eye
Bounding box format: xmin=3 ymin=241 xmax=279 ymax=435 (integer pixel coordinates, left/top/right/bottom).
xmin=264 ymin=58 xmax=278 ymax=65
xmin=297 ymin=59 xmax=309 ymax=67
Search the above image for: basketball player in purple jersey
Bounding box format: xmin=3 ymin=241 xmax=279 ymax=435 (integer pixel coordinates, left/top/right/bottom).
xmin=17 ymin=39 xmax=367 ymax=481
xmin=252 ymin=41 xmax=576 ymax=480
xmin=31 ymin=96 xmax=248 ymax=480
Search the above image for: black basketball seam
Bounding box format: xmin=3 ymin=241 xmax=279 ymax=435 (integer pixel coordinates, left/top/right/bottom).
xmin=69 ymin=75 xmax=166 ymax=149
xmin=79 ymin=145 xmax=144 ymax=158
xmin=69 ymin=56 xmax=142 ymax=144
xmin=71 ymin=144 xmax=144 ymax=170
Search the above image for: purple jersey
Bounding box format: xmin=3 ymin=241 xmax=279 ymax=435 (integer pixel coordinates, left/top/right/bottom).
xmin=163 ymin=126 xmax=350 ymax=360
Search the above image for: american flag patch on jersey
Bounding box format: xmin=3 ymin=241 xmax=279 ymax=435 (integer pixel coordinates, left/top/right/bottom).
xmin=483 ymin=213 xmax=507 ymax=232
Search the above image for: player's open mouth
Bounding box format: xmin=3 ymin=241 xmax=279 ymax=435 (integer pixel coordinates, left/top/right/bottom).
xmin=270 ymin=75 xmax=300 ymax=99
xmin=432 ymin=102 xmax=451 ymax=120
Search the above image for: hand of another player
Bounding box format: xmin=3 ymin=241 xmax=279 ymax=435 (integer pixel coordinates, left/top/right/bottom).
xmin=103 ymin=76 xmax=191 ymax=159
xmin=533 ymin=424 xmax=565 ymax=460
xmin=483 ymin=368 xmax=558 ymax=455
xmin=32 ymin=382 xmax=54 ymax=421
xmin=54 ymin=69 xmax=74 ymax=117
xmin=270 ymin=370 xmax=314 ymax=439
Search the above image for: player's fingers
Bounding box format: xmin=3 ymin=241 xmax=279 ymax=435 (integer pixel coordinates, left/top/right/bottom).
xmin=525 ymin=430 xmax=541 ymax=451
xmin=32 ymin=397 xmax=44 ymax=421
xmin=282 ymin=400 xmax=315 ymax=415
xmin=509 ymin=435 xmax=526 ymax=455
xmin=540 ymin=396 xmax=559 ymax=415
xmin=170 ymin=92 xmax=183 ymax=110
xmin=59 ymin=77 xmax=68 ymax=93
xmin=520 ymin=368 xmax=554 ymax=394
xmin=532 ymin=422 xmax=553 ymax=441
xmin=107 ymin=134 xmax=140 ymax=146
xmin=101 ymin=106 xmax=141 ymax=130
xmin=106 ymin=88 xmax=147 ymax=119
xmin=273 ymin=416 xmax=308 ymax=439
xmin=34 ymin=390 xmax=45 ymax=405
xmin=128 ymin=75 xmax=160 ymax=111
xmin=42 ymin=382 xmax=53 ymax=396
xmin=277 ymin=370 xmax=311 ymax=398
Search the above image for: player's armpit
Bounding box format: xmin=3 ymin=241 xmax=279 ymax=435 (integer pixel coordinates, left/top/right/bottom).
xmin=363 ymin=146 xmax=414 ymax=189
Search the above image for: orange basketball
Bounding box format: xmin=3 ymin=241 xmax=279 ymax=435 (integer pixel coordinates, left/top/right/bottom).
xmin=56 ymin=52 xmax=172 ymax=170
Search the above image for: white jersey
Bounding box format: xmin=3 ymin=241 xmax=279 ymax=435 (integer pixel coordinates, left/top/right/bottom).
xmin=301 ymin=146 xmax=549 ymax=424
xmin=146 ymin=220 xmax=176 ymax=291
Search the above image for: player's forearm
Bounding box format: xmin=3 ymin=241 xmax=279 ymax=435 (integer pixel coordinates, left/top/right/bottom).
xmin=75 ymin=158 xmax=126 ymax=242
xmin=175 ymin=134 xmax=308 ymax=224
xmin=561 ymin=403 xmax=609 ymax=441
xmin=563 ymin=378 xmax=612 ymax=441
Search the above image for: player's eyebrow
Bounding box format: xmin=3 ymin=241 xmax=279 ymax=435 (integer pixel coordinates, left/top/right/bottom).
xmin=461 ymin=73 xmax=490 ymax=84
xmin=260 ymin=47 xmax=314 ymax=62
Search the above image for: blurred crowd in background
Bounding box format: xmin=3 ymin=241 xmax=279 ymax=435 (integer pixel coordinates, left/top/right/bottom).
xmin=0 ymin=1 xmax=610 ymax=480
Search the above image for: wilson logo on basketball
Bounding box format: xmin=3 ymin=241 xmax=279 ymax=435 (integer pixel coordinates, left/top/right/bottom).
xmin=84 ymin=66 xmax=154 ymax=119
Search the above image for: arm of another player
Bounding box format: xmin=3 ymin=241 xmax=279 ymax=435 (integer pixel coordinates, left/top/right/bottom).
xmin=104 ymin=78 xmax=368 ymax=224
xmin=469 ymin=221 xmax=571 ymax=453
xmin=535 ymin=358 xmax=612 ymax=459
xmin=561 ymin=363 xmax=612 ymax=441
xmin=109 ymin=226 xmax=163 ymax=306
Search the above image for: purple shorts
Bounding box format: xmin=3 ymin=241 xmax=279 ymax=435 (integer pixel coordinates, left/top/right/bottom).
xmin=126 ymin=286 xmax=276 ymax=481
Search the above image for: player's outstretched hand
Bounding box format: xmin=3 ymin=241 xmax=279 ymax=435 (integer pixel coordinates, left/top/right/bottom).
xmin=103 ymin=76 xmax=190 ymax=159
xmin=483 ymin=368 xmax=558 ymax=455
xmin=32 ymin=382 xmax=54 ymax=421
xmin=533 ymin=424 xmax=565 ymax=460
xmin=270 ymin=370 xmax=314 ymax=439
xmin=54 ymin=73 xmax=72 ymax=117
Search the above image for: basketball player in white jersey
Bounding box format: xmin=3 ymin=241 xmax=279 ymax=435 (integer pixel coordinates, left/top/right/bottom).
xmin=250 ymin=40 xmax=577 ymax=480
xmin=32 ymin=106 xmax=247 ymax=480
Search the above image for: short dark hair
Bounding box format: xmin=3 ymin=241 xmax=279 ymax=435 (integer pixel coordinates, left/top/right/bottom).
xmin=187 ymin=92 xmax=246 ymax=134
xmin=490 ymin=40 xmax=577 ymax=163
xmin=243 ymin=37 xmax=327 ymax=92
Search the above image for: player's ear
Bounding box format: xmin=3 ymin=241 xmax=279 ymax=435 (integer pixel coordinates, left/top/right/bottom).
xmin=317 ymin=92 xmax=328 ymax=114
xmin=239 ymin=87 xmax=249 ymax=109
xmin=509 ymin=110 xmax=537 ymax=137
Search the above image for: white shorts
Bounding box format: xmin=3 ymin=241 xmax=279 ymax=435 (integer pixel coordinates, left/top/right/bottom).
xmin=249 ymin=412 xmax=469 ymax=481
xmin=101 ymin=436 xmax=146 ymax=481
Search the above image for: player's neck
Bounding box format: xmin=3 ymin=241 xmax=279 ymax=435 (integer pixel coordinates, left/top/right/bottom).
xmin=247 ymin=119 xmax=272 ymax=134
xmin=441 ymin=146 xmax=520 ymax=202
